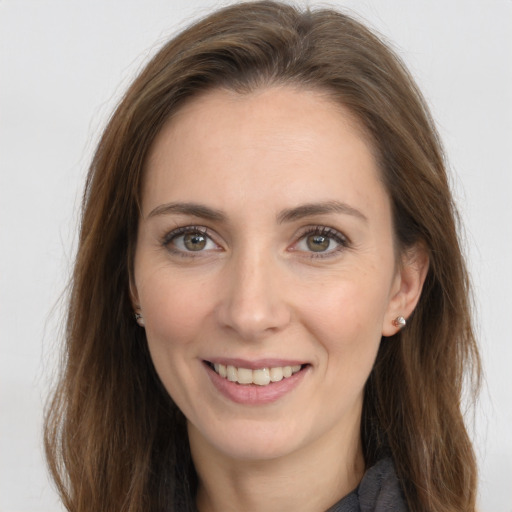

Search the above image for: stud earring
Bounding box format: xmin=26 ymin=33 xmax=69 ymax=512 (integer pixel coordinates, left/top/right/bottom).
xmin=134 ymin=312 xmax=145 ymax=327
xmin=392 ymin=316 xmax=406 ymax=329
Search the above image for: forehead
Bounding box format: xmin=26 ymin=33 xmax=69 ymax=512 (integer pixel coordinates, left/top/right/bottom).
xmin=142 ymin=86 xmax=388 ymax=221
xmin=148 ymin=86 xmax=373 ymax=164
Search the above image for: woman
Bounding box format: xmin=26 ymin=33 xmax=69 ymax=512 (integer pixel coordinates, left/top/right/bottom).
xmin=44 ymin=2 xmax=481 ymax=511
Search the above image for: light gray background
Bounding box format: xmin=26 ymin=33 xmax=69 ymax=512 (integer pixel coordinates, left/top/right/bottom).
xmin=1 ymin=1 xmax=511 ymax=511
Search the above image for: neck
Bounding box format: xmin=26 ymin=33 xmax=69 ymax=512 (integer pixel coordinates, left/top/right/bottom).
xmin=190 ymin=422 xmax=365 ymax=512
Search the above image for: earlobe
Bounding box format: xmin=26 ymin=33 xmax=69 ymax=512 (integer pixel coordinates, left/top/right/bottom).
xmin=129 ymin=277 xmax=145 ymax=327
xmin=129 ymin=277 xmax=140 ymax=309
xmin=382 ymin=244 xmax=429 ymax=337
xmin=392 ymin=316 xmax=406 ymax=329
xmin=134 ymin=312 xmax=145 ymax=327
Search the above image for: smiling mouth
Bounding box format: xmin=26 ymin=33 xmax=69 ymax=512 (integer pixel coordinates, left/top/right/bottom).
xmin=206 ymin=362 xmax=305 ymax=386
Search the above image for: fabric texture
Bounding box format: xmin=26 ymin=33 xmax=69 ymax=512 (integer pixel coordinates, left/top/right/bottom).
xmin=326 ymin=458 xmax=409 ymax=512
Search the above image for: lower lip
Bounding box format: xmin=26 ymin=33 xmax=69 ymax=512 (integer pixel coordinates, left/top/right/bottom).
xmin=205 ymin=363 xmax=309 ymax=405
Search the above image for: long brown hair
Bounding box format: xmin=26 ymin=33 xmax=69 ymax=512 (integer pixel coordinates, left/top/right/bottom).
xmin=44 ymin=2 xmax=481 ymax=511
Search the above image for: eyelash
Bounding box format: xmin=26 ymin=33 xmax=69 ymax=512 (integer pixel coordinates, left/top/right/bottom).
xmin=161 ymin=225 xmax=350 ymax=258
xmin=293 ymin=226 xmax=350 ymax=259
xmin=162 ymin=226 xmax=217 ymax=257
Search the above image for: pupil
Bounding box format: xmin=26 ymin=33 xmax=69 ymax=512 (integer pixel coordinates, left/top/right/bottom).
xmin=307 ymin=234 xmax=329 ymax=252
xmin=184 ymin=233 xmax=206 ymax=251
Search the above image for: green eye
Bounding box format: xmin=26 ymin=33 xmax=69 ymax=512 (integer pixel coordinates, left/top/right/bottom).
xmin=163 ymin=226 xmax=219 ymax=254
xmin=306 ymin=234 xmax=330 ymax=252
xmin=294 ymin=226 xmax=349 ymax=257
xmin=183 ymin=233 xmax=207 ymax=251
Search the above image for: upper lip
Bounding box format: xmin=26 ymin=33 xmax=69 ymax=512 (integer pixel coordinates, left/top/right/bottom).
xmin=204 ymin=357 xmax=307 ymax=369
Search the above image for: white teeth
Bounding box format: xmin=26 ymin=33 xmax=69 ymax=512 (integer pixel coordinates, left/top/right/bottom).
xmin=269 ymin=367 xmax=283 ymax=382
xmin=227 ymin=365 xmax=237 ymax=382
xmin=253 ymin=368 xmax=271 ymax=386
xmin=211 ymin=363 xmax=302 ymax=386
xmin=237 ymin=367 xmax=253 ymax=384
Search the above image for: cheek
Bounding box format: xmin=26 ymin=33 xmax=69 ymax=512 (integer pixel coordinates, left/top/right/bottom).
xmin=304 ymin=280 xmax=387 ymax=406
xmin=136 ymin=269 xmax=215 ymax=410
xmin=299 ymin=270 xmax=391 ymax=357
xmin=137 ymin=268 xmax=213 ymax=351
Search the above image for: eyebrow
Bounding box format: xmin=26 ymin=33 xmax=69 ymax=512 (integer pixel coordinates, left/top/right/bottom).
xmin=147 ymin=200 xmax=367 ymax=223
xmin=276 ymin=200 xmax=368 ymax=224
xmin=147 ymin=202 xmax=226 ymax=221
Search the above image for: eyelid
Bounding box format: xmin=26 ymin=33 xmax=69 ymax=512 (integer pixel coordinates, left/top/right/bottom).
xmin=162 ymin=225 xmax=206 ymax=245
xmin=161 ymin=225 xmax=222 ymax=255
xmin=160 ymin=224 xmax=350 ymax=259
xmin=296 ymin=225 xmax=350 ymax=243
xmin=290 ymin=225 xmax=351 ymax=258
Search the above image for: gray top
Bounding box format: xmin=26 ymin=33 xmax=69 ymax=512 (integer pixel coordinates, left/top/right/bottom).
xmin=326 ymin=458 xmax=408 ymax=512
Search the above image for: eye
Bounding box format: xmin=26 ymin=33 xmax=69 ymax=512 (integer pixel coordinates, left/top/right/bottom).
xmin=292 ymin=226 xmax=349 ymax=256
xmin=163 ymin=226 xmax=220 ymax=254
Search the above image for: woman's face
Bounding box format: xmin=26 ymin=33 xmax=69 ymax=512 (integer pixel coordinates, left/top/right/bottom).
xmin=133 ymin=87 xmax=409 ymax=463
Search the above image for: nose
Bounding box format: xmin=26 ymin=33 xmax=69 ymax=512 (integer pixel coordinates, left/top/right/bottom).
xmin=215 ymin=248 xmax=292 ymax=341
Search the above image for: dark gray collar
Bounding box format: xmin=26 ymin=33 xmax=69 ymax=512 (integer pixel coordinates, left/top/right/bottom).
xmin=326 ymin=458 xmax=408 ymax=512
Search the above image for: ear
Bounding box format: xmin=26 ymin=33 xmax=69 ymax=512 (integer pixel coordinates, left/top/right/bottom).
xmin=129 ymin=275 xmax=146 ymax=327
xmin=129 ymin=274 xmax=141 ymax=311
xmin=382 ymin=243 xmax=429 ymax=337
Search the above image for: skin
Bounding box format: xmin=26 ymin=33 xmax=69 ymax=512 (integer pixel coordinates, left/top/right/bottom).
xmin=132 ymin=86 xmax=428 ymax=512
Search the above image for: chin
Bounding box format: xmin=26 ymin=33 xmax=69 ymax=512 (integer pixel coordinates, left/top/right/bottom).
xmin=189 ymin=417 xmax=308 ymax=462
